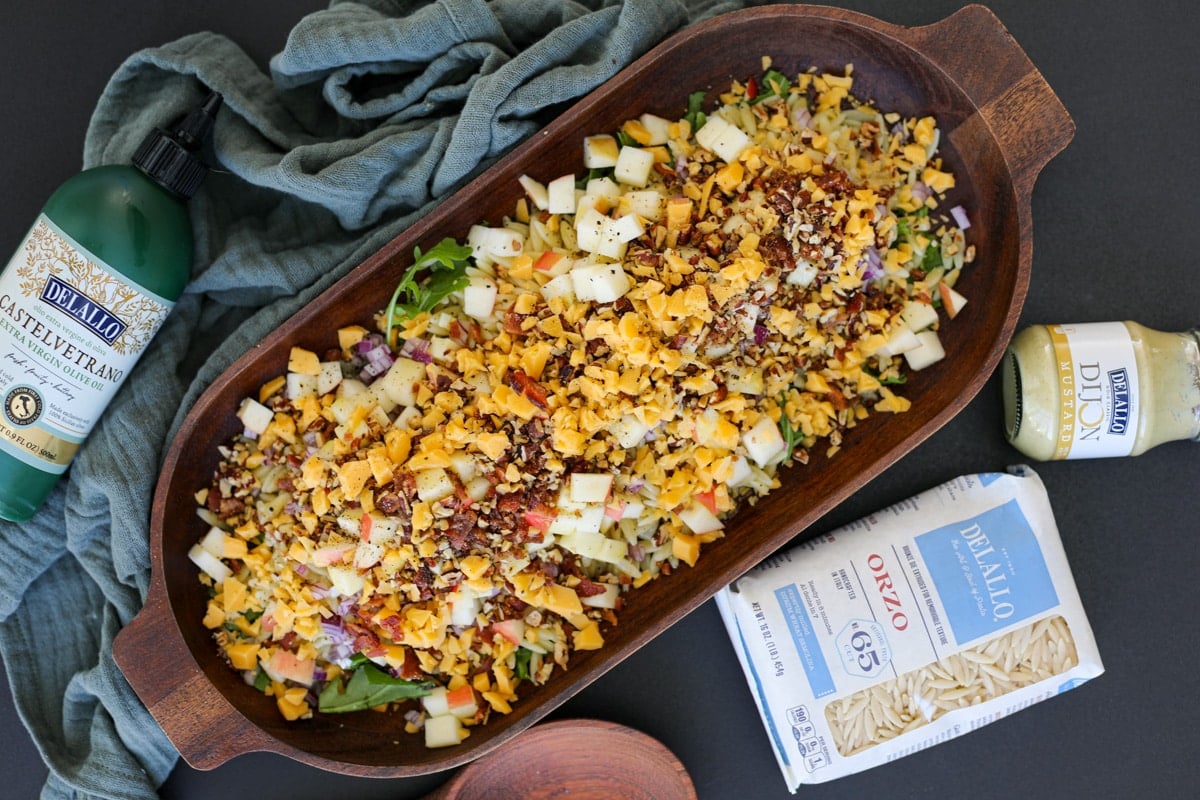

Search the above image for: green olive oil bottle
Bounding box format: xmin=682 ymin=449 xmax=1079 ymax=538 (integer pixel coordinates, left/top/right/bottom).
xmin=0 ymin=91 xmax=222 ymax=521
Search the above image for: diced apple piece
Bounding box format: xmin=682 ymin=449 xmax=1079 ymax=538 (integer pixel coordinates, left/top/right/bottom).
xmin=728 ymin=455 xmax=753 ymax=488
xmin=327 ymin=565 xmax=365 ymax=597
xmin=584 ymin=176 xmax=621 ymax=202
xmin=285 ymin=372 xmax=318 ymax=401
xmin=237 ymin=398 xmax=274 ymax=436
xmin=463 ymin=277 xmax=498 ymax=321
xmin=695 ymin=115 xmax=750 ymax=163
xmin=742 ymin=415 xmax=786 ymax=467
xmin=354 ymin=540 xmax=385 ymax=570
xmin=533 ymin=250 xmax=566 ymax=273
xmin=198 ymin=526 xmax=227 ymax=558
xmin=786 ymin=258 xmax=819 ymax=288
xmin=378 ymin=357 xmax=426 ymax=407
xmin=560 ymin=530 xmax=628 ymax=564
xmin=188 ymin=544 xmax=231 ymax=583
xmin=609 ymin=414 xmax=651 ymax=449
xmin=424 ymin=713 xmax=467 ymax=748
xmin=547 ymin=173 xmax=577 ymax=215
xmin=638 ymin=113 xmax=671 ymax=145
xmin=619 ymin=189 xmax=665 ymax=221
xmin=317 ymin=361 xmax=344 ymax=396
xmin=613 ymin=146 xmax=655 ymax=187
xmin=414 ymin=467 xmax=455 ymax=503
xmin=569 ymin=472 xmax=614 ymax=503
xmin=539 ymin=273 xmax=575 ymax=302
xmin=572 ymin=263 xmax=631 ymax=304
xmin=574 ymin=207 xmax=609 ymax=254
xmin=421 ymin=685 xmax=479 ymax=720
xmin=312 ymin=542 xmax=355 ymax=566
xmin=448 ymin=586 xmax=481 ymax=627
xmin=467 ymin=224 xmax=523 ymax=261
xmin=904 ymin=330 xmax=946 ymax=371
xmin=678 ymin=500 xmax=724 ymax=535
xmin=581 ymin=582 xmax=620 ymax=609
xmin=548 ymin=504 xmax=606 ymax=536
xmin=900 ymin=299 xmax=938 ymax=333
xmin=583 ymin=134 xmax=620 ymax=169
xmin=491 ymin=618 xmax=526 ymax=646
xmin=517 ymin=174 xmax=549 ymax=211
xmin=266 ymin=650 xmax=315 ymax=687
xmin=873 ymin=325 xmax=921 ymax=359
xmin=367 ymin=516 xmax=401 ymax=545
xmin=608 ymin=214 xmax=645 ymax=244
xmin=938 ymin=282 xmax=968 ymax=319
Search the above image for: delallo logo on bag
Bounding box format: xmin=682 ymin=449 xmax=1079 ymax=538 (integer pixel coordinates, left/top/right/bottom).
xmin=39 ymin=275 xmax=127 ymax=346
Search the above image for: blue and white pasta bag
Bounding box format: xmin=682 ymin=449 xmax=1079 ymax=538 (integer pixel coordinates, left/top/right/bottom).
xmin=715 ymin=466 xmax=1103 ymax=791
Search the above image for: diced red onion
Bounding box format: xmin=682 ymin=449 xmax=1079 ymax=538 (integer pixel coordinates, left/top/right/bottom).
xmin=950 ymin=204 xmax=971 ymax=230
xmin=400 ymin=337 xmax=432 ymax=364
xmin=860 ymin=247 xmax=885 ymax=282
xmin=791 ymin=105 xmax=812 ymax=130
xmin=754 ymin=325 xmax=769 ymax=345
xmin=911 ymin=181 xmax=931 ymax=203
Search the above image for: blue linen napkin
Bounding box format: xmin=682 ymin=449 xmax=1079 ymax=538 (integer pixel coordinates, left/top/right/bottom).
xmin=0 ymin=1 xmax=754 ymax=796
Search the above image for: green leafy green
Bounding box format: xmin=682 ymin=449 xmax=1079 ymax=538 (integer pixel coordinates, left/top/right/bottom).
xmin=684 ymin=89 xmax=707 ymax=131
xmin=920 ymin=242 xmax=943 ymax=273
xmin=616 ymin=129 xmax=639 ymax=148
xmin=576 ymin=167 xmax=612 ymax=190
xmin=317 ymin=661 xmax=434 ymax=714
xmin=777 ymin=393 xmax=805 ymax=460
xmin=384 ymin=237 xmax=473 ymax=342
xmin=513 ymin=647 xmax=533 ymax=681
xmin=253 ymin=668 xmax=271 ymax=692
xmin=752 ymin=68 xmax=791 ymax=104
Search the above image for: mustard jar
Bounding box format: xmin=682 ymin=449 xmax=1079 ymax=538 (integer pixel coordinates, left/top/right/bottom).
xmin=1001 ymin=322 xmax=1200 ymax=460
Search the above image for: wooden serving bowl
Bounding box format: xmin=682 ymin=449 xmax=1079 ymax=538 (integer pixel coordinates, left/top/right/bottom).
xmin=113 ymin=3 xmax=1072 ymax=777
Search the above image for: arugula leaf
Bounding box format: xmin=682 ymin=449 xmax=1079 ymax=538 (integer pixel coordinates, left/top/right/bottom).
xmin=383 ymin=237 xmax=473 ymax=343
xmin=752 ymin=68 xmax=791 ymax=104
xmin=777 ymin=393 xmax=805 ymax=460
xmin=317 ymin=661 xmax=434 ymax=714
xmin=684 ymin=89 xmax=707 ymax=131
xmin=921 ymin=242 xmax=943 ymax=272
xmin=513 ymin=647 xmax=533 ymax=681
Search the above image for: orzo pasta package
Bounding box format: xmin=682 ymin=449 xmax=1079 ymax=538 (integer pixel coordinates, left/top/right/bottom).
xmin=715 ymin=467 xmax=1102 ymax=790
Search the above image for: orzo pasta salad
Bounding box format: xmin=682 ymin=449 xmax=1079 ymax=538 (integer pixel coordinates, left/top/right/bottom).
xmin=191 ymin=59 xmax=974 ymax=748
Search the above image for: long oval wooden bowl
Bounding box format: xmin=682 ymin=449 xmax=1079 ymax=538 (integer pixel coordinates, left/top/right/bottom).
xmin=113 ymin=3 xmax=1072 ymax=777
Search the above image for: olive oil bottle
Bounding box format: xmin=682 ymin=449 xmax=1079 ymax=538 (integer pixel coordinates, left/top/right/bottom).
xmin=0 ymin=91 xmax=221 ymax=521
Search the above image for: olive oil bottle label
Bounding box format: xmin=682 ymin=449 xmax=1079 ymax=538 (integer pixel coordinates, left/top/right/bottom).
xmin=1047 ymin=322 xmax=1139 ymax=459
xmin=0 ymin=214 xmax=174 ymax=473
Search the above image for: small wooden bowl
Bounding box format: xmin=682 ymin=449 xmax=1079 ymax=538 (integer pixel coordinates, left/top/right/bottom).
xmin=422 ymin=719 xmax=696 ymax=800
xmin=114 ymin=3 xmax=1072 ymax=778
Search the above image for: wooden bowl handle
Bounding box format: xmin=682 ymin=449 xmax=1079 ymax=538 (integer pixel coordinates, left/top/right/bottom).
xmin=113 ymin=586 xmax=264 ymax=771
xmin=901 ymin=3 xmax=1075 ymax=195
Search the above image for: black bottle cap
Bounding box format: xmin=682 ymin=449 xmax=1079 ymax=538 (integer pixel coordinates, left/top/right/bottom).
xmin=131 ymin=90 xmax=222 ymax=200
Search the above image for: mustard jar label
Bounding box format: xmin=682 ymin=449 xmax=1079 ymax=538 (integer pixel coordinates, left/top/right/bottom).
xmin=1047 ymin=322 xmax=1139 ymax=459
xmin=0 ymin=215 xmax=173 ymax=472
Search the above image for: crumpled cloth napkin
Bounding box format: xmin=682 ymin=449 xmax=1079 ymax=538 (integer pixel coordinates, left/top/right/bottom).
xmin=0 ymin=0 xmax=755 ymax=797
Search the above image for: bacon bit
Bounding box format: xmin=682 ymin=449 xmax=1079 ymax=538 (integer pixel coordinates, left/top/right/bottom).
xmin=509 ymin=368 xmax=549 ymax=410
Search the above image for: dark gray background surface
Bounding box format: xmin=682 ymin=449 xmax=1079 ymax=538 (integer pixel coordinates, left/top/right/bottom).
xmin=2 ymin=2 xmax=1198 ymax=798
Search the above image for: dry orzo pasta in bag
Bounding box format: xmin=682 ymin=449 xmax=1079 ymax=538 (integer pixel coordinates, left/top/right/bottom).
xmin=714 ymin=466 xmax=1102 ymax=790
